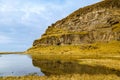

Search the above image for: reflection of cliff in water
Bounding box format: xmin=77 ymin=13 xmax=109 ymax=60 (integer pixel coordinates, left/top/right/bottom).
xmin=33 ymin=60 xmax=120 ymax=76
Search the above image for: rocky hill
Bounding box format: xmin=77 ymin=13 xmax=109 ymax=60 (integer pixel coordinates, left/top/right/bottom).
xmin=31 ymin=0 xmax=120 ymax=47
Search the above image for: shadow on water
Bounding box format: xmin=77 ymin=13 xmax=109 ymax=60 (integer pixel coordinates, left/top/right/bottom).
xmin=33 ymin=60 xmax=120 ymax=76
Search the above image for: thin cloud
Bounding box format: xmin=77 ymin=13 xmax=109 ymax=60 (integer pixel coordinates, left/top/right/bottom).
xmin=0 ymin=35 xmax=13 ymax=44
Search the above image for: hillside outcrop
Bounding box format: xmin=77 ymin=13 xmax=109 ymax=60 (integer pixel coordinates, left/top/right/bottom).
xmin=31 ymin=0 xmax=120 ymax=47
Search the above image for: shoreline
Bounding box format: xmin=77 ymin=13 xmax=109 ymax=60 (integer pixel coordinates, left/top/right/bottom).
xmin=0 ymin=52 xmax=24 ymax=54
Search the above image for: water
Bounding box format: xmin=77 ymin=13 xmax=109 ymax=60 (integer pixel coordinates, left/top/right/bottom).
xmin=0 ymin=54 xmax=44 ymax=77
xmin=1 ymin=54 xmax=119 ymax=77
xmin=33 ymin=60 xmax=120 ymax=77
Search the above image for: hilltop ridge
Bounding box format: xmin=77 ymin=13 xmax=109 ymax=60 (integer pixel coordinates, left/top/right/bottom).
xmin=27 ymin=0 xmax=120 ymax=53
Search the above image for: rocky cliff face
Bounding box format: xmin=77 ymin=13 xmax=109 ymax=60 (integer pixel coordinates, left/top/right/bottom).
xmin=33 ymin=0 xmax=120 ymax=47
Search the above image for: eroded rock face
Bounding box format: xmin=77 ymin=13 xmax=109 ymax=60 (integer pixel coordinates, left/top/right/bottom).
xmin=33 ymin=32 xmax=120 ymax=46
xmin=33 ymin=0 xmax=120 ymax=46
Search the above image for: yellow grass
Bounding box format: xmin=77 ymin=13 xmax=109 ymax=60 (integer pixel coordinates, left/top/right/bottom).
xmin=27 ymin=41 xmax=120 ymax=60
xmin=0 ymin=74 xmax=120 ymax=80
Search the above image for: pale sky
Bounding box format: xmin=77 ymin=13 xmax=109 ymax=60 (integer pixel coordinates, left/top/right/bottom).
xmin=0 ymin=0 xmax=100 ymax=52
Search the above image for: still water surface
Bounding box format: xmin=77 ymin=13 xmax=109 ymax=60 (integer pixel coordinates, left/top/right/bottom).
xmin=0 ymin=54 xmax=44 ymax=77
xmin=0 ymin=54 xmax=119 ymax=77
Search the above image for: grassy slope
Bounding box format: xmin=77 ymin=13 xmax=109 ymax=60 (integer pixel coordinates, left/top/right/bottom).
xmin=27 ymin=41 xmax=120 ymax=60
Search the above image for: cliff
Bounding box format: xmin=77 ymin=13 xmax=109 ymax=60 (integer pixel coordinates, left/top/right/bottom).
xmin=28 ymin=0 xmax=120 ymax=52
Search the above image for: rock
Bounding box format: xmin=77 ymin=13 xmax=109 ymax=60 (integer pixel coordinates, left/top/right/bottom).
xmin=32 ymin=0 xmax=120 ymax=47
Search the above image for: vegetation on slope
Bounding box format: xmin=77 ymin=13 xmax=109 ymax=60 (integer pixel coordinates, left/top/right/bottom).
xmin=27 ymin=41 xmax=120 ymax=60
